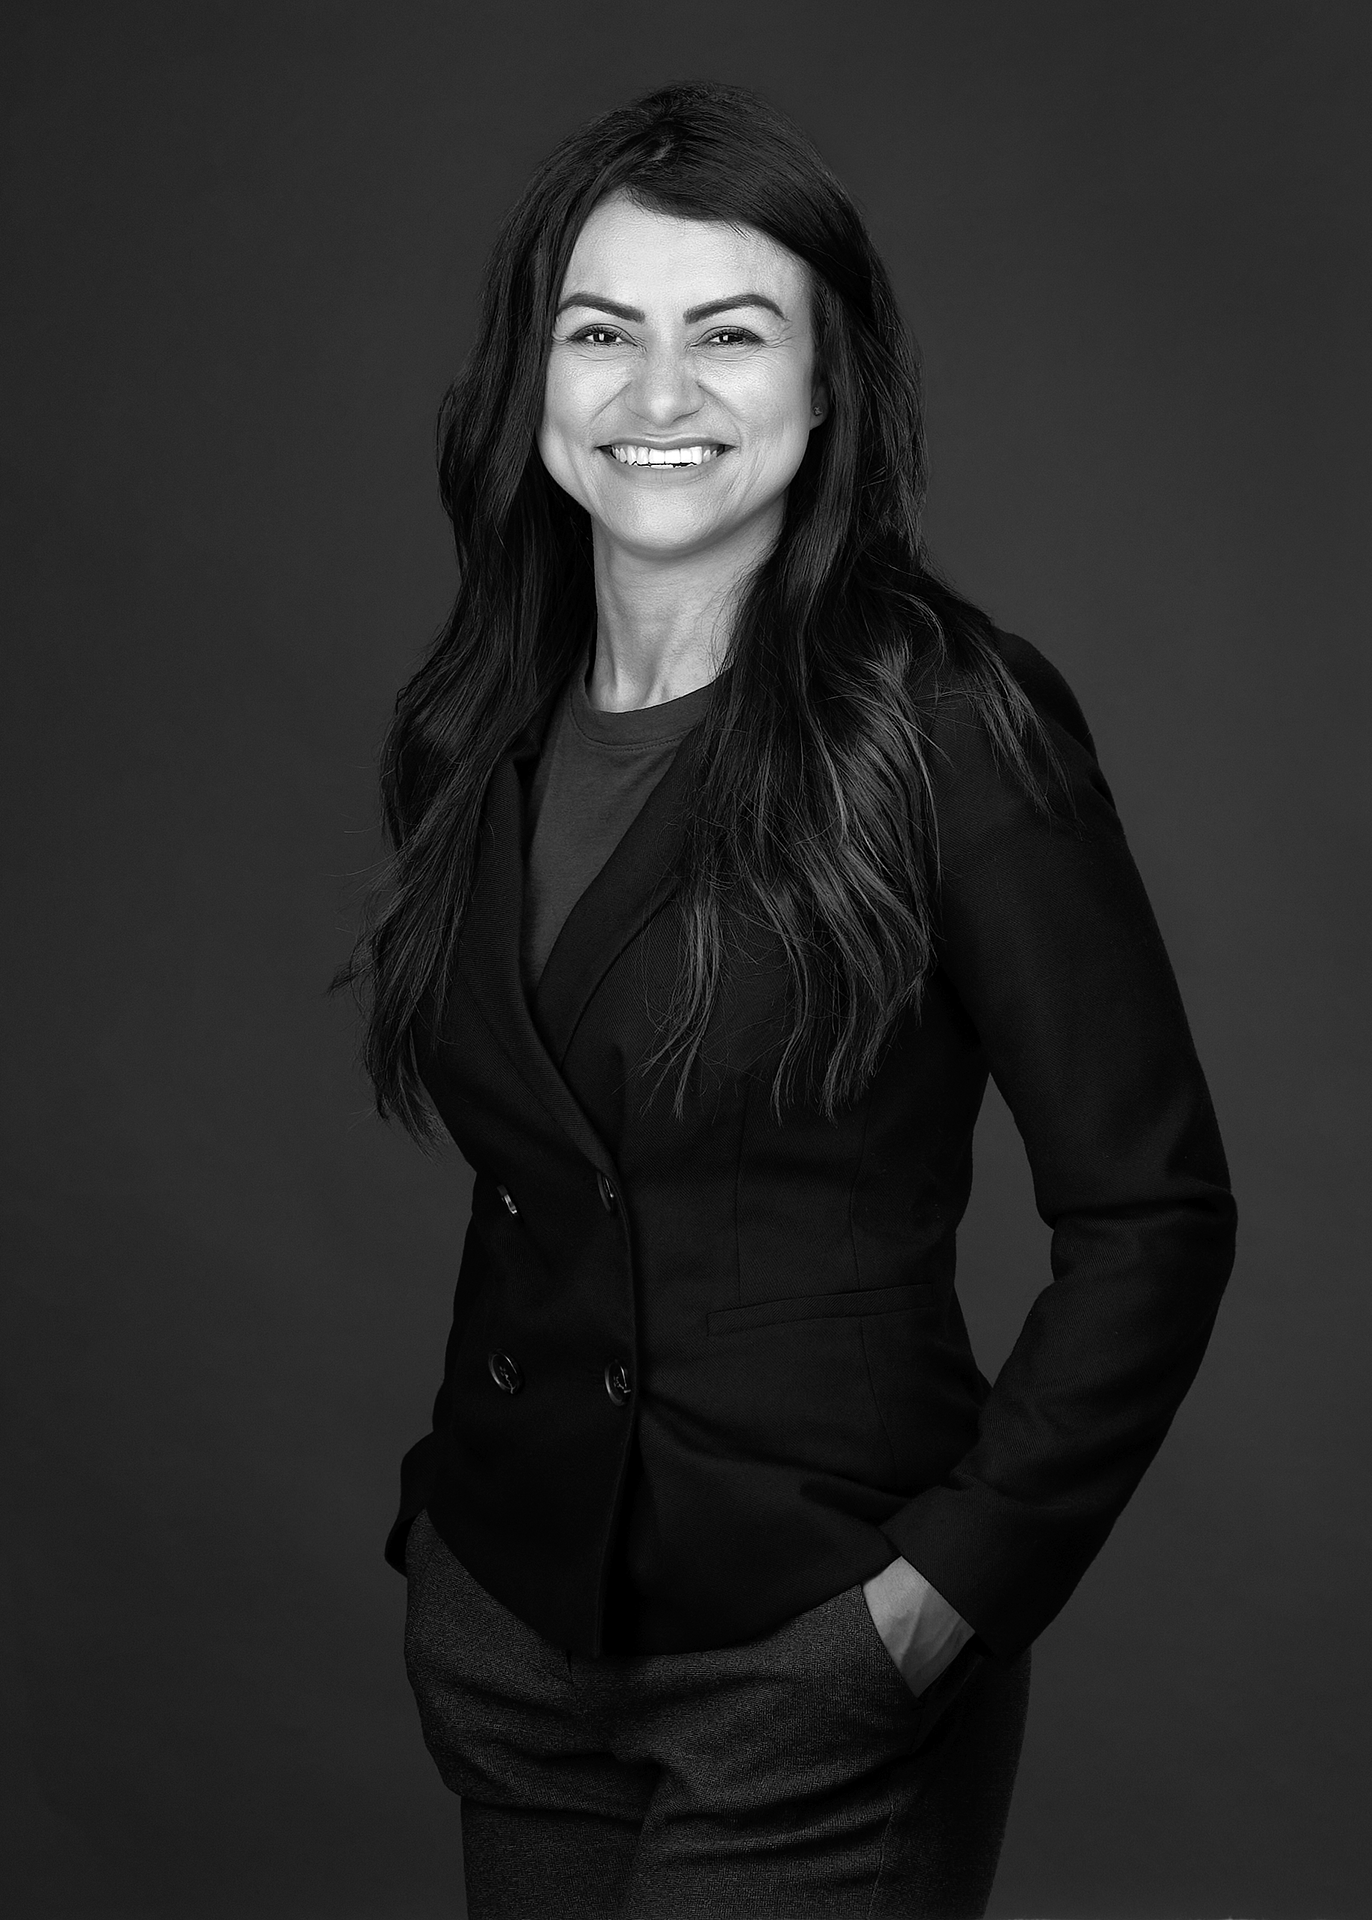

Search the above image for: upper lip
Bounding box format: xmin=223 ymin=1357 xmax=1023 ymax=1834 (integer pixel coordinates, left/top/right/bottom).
xmin=600 ymin=435 xmax=731 ymax=449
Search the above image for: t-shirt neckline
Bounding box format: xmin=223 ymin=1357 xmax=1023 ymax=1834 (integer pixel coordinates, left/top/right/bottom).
xmin=568 ymin=655 xmax=718 ymax=750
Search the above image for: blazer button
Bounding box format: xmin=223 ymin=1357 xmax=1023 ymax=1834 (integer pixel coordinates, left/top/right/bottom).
xmin=604 ymin=1361 xmax=632 ymax=1406
xmin=498 ymin=1185 xmax=519 ymax=1217
xmin=487 ymin=1351 xmax=523 ymax=1395
xmin=597 ymin=1172 xmax=618 ymax=1212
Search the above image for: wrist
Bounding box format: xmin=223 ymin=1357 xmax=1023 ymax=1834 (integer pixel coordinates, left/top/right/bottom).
xmin=863 ymin=1556 xmax=973 ymax=1694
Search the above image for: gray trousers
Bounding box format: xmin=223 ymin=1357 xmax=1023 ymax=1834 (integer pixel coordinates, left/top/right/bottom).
xmin=405 ymin=1512 xmax=1030 ymax=1918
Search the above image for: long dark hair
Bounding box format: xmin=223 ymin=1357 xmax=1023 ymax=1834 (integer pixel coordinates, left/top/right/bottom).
xmin=341 ymin=82 xmax=1051 ymax=1138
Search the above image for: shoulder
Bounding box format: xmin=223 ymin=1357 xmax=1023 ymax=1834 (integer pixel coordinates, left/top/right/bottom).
xmin=916 ymin=626 xmax=1096 ymax=758
xmin=986 ymin=629 xmax=1098 ymax=760
xmin=914 ymin=626 xmax=1120 ymax=849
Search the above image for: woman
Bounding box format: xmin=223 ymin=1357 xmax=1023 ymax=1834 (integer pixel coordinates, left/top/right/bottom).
xmin=343 ymin=84 xmax=1236 ymax=1917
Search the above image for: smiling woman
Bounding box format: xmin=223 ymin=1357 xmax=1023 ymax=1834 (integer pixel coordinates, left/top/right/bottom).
xmin=540 ymin=198 xmax=827 ymax=690
xmin=338 ymin=82 xmax=1235 ymax=1919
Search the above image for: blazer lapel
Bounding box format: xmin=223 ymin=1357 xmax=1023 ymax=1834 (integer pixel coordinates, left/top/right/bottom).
xmin=533 ymin=734 xmax=695 ymax=1067
xmin=455 ymin=729 xmax=616 ymax=1176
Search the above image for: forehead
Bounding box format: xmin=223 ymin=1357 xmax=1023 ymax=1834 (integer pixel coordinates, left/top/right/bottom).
xmin=561 ymin=194 xmax=810 ymax=313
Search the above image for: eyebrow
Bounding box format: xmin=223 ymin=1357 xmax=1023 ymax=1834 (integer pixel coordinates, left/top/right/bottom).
xmin=554 ymin=291 xmax=787 ymax=323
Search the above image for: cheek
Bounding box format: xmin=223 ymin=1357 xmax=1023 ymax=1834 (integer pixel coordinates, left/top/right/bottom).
xmin=744 ymin=357 xmax=814 ymax=439
xmin=538 ymin=369 xmax=593 ymax=495
xmin=541 ymin=352 xmax=603 ymax=437
xmin=738 ymin=375 xmax=816 ymax=484
xmin=543 ymin=351 xmax=627 ymax=434
xmin=539 ymin=367 xmax=575 ymax=450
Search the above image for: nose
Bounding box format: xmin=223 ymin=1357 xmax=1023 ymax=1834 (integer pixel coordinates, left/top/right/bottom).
xmin=626 ymin=339 xmax=704 ymax=428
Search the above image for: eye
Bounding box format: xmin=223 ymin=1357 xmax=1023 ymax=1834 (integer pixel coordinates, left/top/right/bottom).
xmin=567 ymin=324 xmax=631 ymax=346
xmin=698 ymin=326 xmax=760 ymax=347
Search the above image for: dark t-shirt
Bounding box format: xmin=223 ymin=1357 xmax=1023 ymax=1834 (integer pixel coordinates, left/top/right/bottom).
xmin=521 ymin=659 xmax=715 ymax=989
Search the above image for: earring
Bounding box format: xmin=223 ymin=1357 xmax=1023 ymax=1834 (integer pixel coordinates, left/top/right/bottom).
xmin=812 ymin=404 xmax=823 ymax=416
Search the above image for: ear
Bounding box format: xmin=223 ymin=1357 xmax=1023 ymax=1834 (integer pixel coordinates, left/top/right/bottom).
xmin=808 ymin=377 xmax=830 ymax=429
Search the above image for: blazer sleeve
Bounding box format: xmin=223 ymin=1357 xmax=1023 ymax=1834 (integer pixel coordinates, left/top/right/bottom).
xmin=879 ymin=639 xmax=1237 ymax=1658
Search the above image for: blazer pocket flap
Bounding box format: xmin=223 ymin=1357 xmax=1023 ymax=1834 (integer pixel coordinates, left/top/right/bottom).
xmin=708 ymin=1281 xmax=933 ymax=1336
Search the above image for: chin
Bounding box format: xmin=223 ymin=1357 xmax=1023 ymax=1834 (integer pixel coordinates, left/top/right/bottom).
xmin=604 ymin=507 xmax=729 ymax=557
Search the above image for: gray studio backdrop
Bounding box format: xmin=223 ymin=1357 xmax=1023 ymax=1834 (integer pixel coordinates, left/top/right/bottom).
xmin=3 ymin=3 xmax=1368 ymax=1915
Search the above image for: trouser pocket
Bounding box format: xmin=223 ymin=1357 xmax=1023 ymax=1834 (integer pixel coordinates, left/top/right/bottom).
xmin=842 ymin=1581 xmax=990 ymax=1750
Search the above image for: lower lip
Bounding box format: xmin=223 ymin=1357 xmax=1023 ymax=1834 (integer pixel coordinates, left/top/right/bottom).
xmin=600 ymin=449 xmax=731 ymax=476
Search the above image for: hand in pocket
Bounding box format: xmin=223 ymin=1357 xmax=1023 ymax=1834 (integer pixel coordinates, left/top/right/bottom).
xmin=862 ymin=1556 xmax=976 ymax=1697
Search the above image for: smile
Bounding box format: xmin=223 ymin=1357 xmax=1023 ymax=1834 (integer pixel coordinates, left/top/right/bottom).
xmin=603 ymin=443 xmax=730 ymax=467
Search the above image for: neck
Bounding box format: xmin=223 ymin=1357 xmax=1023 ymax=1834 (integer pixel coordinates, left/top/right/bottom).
xmin=586 ymin=506 xmax=781 ymax=711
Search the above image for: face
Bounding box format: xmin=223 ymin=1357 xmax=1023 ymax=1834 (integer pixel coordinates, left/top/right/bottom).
xmin=539 ymin=194 xmax=828 ymax=566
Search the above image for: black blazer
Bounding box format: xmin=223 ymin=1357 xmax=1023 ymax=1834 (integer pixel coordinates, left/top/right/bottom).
xmin=387 ymin=633 xmax=1236 ymax=1661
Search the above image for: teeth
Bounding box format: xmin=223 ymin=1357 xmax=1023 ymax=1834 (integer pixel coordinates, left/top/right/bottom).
xmin=609 ymin=444 xmax=724 ymax=466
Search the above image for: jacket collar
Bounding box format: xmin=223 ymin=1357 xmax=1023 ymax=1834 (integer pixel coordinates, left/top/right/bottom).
xmin=452 ymin=710 xmax=694 ymax=1171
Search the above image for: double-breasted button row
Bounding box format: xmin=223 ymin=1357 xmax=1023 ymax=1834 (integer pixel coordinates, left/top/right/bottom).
xmin=487 ymin=1350 xmax=631 ymax=1407
xmin=501 ymin=1179 xmax=618 ymax=1216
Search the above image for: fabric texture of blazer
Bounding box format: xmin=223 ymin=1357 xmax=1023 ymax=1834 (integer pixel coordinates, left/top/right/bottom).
xmin=386 ymin=631 xmax=1237 ymax=1662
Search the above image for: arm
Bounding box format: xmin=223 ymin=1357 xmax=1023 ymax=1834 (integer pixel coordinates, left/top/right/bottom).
xmin=879 ymin=645 xmax=1236 ymax=1661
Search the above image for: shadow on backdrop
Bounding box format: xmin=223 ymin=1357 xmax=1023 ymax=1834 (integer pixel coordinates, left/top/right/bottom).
xmin=2 ymin=2 xmax=1368 ymax=1915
